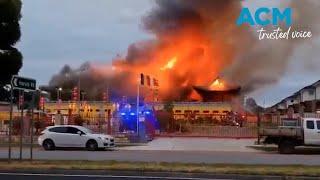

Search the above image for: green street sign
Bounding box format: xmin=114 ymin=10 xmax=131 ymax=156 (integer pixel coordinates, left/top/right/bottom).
xmin=11 ymin=75 xmax=36 ymax=91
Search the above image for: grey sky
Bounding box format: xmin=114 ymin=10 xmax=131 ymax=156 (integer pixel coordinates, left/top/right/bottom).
xmin=17 ymin=0 xmax=320 ymax=106
xmin=18 ymin=0 xmax=152 ymax=83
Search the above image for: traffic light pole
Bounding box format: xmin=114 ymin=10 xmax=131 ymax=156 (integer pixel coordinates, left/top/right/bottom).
xmin=136 ymin=82 xmax=140 ymax=136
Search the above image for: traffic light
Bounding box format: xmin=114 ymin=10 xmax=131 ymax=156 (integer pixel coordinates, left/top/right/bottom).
xmin=146 ymin=75 xmax=151 ymax=86
xmin=140 ymin=73 xmax=159 ymax=87
xmin=140 ymin=73 xmax=144 ymax=85
xmin=153 ymin=78 xmax=159 ymax=87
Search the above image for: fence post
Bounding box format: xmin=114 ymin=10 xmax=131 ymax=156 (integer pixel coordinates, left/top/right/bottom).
xmin=257 ymin=112 xmax=261 ymax=144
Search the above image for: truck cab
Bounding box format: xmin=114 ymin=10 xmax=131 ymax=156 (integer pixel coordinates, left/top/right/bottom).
xmin=303 ymin=118 xmax=320 ymax=145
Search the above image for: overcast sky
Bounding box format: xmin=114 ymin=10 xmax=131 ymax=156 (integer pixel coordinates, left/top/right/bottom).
xmin=17 ymin=0 xmax=320 ymax=106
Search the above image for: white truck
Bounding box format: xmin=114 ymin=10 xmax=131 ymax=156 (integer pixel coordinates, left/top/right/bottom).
xmin=259 ymin=118 xmax=320 ymax=154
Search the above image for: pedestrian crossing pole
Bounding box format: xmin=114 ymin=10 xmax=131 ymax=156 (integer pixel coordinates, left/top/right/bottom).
xmin=8 ymin=86 xmax=13 ymax=163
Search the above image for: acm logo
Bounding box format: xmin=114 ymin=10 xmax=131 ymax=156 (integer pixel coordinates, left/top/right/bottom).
xmin=236 ymin=7 xmax=292 ymax=27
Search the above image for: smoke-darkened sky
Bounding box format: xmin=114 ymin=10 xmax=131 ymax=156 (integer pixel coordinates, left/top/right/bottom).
xmin=18 ymin=0 xmax=320 ymax=106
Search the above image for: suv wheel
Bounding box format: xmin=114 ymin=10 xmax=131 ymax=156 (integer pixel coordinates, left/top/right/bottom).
xmin=43 ymin=139 xmax=55 ymax=151
xmin=86 ymin=140 xmax=98 ymax=151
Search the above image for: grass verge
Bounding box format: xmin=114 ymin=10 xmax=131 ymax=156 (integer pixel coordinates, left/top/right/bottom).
xmin=0 ymin=160 xmax=319 ymax=177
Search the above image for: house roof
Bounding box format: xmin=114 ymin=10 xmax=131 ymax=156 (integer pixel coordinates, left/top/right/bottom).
xmin=300 ymin=85 xmax=315 ymax=91
xmin=312 ymin=80 xmax=320 ymax=87
xmin=268 ymin=79 xmax=320 ymax=109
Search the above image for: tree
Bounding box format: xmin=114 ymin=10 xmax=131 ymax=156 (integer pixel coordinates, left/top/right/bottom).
xmin=163 ymin=101 xmax=174 ymax=113
xmin=154 ymin=102 xmax=175 ymax=132
xmin=0 ymin=0 xmax=23 ymax=101
xmin=163 ymin=101 xmax=175 ymax=132
xmin=74 ymin=115 xmax=85 ymax=126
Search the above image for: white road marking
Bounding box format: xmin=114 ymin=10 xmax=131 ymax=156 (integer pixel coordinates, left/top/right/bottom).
xmin=0 ymin=172 xmax=231 ymax=180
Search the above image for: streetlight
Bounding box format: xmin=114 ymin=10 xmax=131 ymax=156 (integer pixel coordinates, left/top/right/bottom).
xmin=56 ymin=87 xmax=62 ymax=113
xmin=56 ymin=87 xmax=62 ymax=101
xmin=81 ymin=91 xmax=86 ymax=101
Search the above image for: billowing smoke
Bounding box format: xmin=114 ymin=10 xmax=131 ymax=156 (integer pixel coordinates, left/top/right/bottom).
xmin=46 ymin=62 xmax=134 ymax=101
xmin=47 ymin=0 xmax=319 ymax=101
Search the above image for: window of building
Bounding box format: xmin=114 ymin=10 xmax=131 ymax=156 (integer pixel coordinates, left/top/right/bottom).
xmin=175 ymin=110 xmax=181 ymax=113
xmin=213 ymin=110 xmax=219 ymax=113
xmin=308 ymin=90 xmax=314 ymax=95
xmin=193 ymin=110 xmax=200 ymax=113
xmin=223 ymin=111 xmax=229 ymax=113
xmin=306 ymin=120 xmax=315 ymax=129
xmin=96 ymin=109 xmax=100 ymax=112
xmin=203 ymin=110 xmax=209 ymax=113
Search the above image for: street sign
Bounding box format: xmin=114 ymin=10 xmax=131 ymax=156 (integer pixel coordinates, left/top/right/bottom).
xmin=11 ymin=75 xmax=36 ymax=91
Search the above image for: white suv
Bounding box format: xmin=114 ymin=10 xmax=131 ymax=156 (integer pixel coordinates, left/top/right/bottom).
xmin=38 ymin=125 xmax=115 ymax=151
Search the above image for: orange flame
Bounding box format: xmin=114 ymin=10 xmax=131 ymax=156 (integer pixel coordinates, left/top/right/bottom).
xmin=160 ymin=57 xmax=177 ymax=71
xmin=210 ymin=78 xmax=225 ymax=90
xmin=110 ymin=24 xmax=234 ymax=101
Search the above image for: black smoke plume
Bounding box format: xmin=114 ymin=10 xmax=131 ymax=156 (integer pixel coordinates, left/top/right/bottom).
xmin=46 ymin=0 xmax=320 ymax=101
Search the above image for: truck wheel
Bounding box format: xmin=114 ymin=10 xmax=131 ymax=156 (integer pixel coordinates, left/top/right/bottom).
xmin=278 ymin=140 xmax=295 ymax=154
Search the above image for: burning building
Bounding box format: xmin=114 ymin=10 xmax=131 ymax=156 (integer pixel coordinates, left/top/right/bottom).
xmin=193 ymin=78 xmax=241 ymax=102
xmin=193 ymin=86 xmax=241 ymax=102
xmin=45 ymin=0 xmax=319 ymax=106
xmin=46 ymin=0 xmax=251 ymax=102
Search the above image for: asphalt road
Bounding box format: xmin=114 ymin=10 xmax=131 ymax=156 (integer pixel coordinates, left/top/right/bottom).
xmin=1 ymin=147 xmax=320 ymax=165
xmin=0 ymin=173 xmax=220 ymax=180
xmin=0 ymin=170 xmax=305 ymax=180
xmin=0 ymin=173 xmax=225 ymax=180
